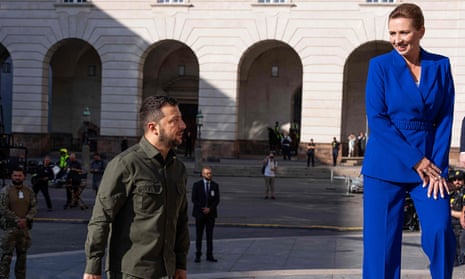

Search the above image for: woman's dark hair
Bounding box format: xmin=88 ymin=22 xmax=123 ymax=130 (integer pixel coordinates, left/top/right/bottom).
xmin=389 ymin=3 xmax=424 ymax=30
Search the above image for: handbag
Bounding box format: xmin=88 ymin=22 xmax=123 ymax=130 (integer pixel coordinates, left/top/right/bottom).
xmin=261 ymin=161 xmax=267 ymax=175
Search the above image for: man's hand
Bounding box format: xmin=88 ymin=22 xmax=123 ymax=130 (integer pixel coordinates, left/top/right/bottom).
xmin=174 ymin=269 xmax=187 ymax=279
xmin=17 ymin=218 xmax=27 ymax=229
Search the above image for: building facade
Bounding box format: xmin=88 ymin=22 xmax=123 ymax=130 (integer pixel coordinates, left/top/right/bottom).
xmin=0 ymin=0 xmax=464 ymax=163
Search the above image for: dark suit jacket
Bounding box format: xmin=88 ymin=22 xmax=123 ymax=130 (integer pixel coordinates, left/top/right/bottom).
xmin=192 ymin=179 xmax=220 ymax=218
xmin=362 ymin=49 xmax=455 ymax=183
xmin=461 ymin=116 xmax=465 ymax=152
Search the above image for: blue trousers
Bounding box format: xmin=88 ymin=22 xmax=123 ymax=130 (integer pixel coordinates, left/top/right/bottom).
xmin=363 ymin=176 xmax=455 ymax=279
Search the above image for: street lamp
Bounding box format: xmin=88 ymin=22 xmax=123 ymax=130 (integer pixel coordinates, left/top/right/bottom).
xmin=196 ymin=110 xmax=203 ymax=142
xmin=194 ymin=110 xmax=204 ymax=173
xmin=81 ymin=107 xmax=91 ymax=171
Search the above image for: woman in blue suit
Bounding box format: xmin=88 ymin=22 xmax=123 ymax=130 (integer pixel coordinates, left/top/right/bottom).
xmin=362 ymin=3 xmax=456 ymax=279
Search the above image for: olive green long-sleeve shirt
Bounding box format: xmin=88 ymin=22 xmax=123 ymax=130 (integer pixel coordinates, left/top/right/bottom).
xmin=84 ymin=137 xmax=189 ymax=278
xmin=0 ymin=184 xmax=37 ymax=229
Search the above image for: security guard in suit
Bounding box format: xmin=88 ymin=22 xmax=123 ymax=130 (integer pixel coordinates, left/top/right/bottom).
xmin=192 ymin=166 xmax=220 ymax=263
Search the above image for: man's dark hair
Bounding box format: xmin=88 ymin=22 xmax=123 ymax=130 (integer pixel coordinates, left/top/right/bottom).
xmin=12 ymin=165 xmax=25 ymax=174
xmin=140 ymin=96 xmax=179 ymax=130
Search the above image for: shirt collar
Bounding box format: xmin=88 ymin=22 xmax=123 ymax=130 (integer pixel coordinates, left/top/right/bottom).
xmin=139 ymin=136 xmax=177 ymax=165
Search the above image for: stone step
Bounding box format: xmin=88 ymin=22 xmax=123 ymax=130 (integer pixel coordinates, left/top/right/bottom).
xmin=185 ymin=163 xmax=361 ymax=179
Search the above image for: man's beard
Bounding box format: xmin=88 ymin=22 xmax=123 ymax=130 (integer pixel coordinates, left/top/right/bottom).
xmin=159 ymin=126 xmax=181 ymax=149
xmin=12 ymin=180 xmax=22 ymax=186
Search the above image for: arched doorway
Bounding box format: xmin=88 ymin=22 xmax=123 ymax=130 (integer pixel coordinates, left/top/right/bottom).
xmin=237 ymin=40 xmax=303 ymax=155
xmin=47 ymin=39 xmax=102 ymax=151
xmin=341 ymin=41 xmax=392 ymax=156
xmin=142 ymin=40 xmax=199 ymax=154
xmin=0 ymin=45 xmax=12 ymax=135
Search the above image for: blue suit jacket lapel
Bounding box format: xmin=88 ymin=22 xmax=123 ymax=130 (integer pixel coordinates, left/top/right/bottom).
xmin=391 ymin=50 xmax=425 ymax=107
xmin=418 ymin=49 xmax=437 ymax=102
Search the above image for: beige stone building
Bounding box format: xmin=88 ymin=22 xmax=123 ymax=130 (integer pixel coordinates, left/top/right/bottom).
xmin=0 ymin=0 xmax=464 ymax=164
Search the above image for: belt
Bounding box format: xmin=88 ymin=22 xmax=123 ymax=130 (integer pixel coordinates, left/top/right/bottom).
xmin=392 ymin=120 xmax=436 ymax=131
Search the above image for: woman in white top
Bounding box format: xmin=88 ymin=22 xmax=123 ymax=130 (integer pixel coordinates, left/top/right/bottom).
xmin=263 ymin=152 xmax=278 ymax=199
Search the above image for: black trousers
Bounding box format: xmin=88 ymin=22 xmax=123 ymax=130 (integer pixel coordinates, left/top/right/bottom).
xmin=195 ymin=214 xmax=215 ymax=257
xmin=307 ymin=152 xmax=315 ymax=167
xmin=33 ymin=181 xmax=52 ymax=209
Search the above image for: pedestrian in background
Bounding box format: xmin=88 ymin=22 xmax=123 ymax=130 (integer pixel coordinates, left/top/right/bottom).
xmin=0 ymin=166 xmax=37 ymax=279
xmin=89 ymin=152 xmax=106 ymax=194
xmin=32 ymin=155 xmax=54 ymax=211
xmin=184 ymin=131 xmax=193 ymax=158
xmin=83 ymin=96 xmax=189 ymax=279
xmin=331 ymin=137 xmax=340 ymax=166
xmin=306 ymin=138 xmax=315 ymax=167
xmin=192 ymin=166 xmax=220 ymax=263
xmin=64 ymin=153 xmax=82 ymax=209
xmin=460 ymin=116 xmax=465 ymax=167
xmin=263 ymin=152 xmax=277 ymax=199
xmin=357 ymin=131 xmax=367 ymax=156
xmin=362 ymin=3 xmax=456 ymax=278
xmin=281 ymin=132 xmax=292 ymax=160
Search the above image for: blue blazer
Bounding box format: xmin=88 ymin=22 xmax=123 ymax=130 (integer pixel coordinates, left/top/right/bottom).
xmin=362 ymin=49 xmax=455 ymax=183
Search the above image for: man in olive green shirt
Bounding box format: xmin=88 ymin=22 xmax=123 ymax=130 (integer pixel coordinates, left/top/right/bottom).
xmin=83 ymin=96 xmax=189 ymax=279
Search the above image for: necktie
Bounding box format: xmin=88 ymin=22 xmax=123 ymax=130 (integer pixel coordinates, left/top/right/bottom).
xmin=205 ymin=182 xmax=210 ymax=207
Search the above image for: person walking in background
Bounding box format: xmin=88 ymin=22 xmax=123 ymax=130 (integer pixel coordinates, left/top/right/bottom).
xmin=192 ymin=166 xmax=220 ymax=263
xmin=89 ymin=152 xmax=106 ymax=194
xmin=347 ymin=133 xmax=356 ymax=157
xmin=331 ymin=137 xmax=340 ymax=166
xmin=362 ymin=3 xmax=456 ymax=278
xmin=32 ymin=155 xmax=54 ymax=211
xmin=460 ymin=116 xmax=465 ymax=167
xmin=63 ymin=153 xmax=82 ymax=209
xmin=184 ymin=131 xmax=193 ymax=158
xmin=0 ymin=166 xmax=37 ymax=279
xmin=281 ymin=132 xmax=292 ymax=160
xmin=449 ymin=170 xmax=465 ymax=266
xmin=263 ymin=152 xmax=278 ymax=199
xmin=120 ymin=137 xmax=128 ymax=152
xmin=55 ymin=148 xmax=70 ymax=184
xmin=306 ymin=138 xmax=315 ymax=167
xmin=357 ymin=131 xmax=367 ymax=156
xmin=83 ymin=96 xmax=189 ymax=279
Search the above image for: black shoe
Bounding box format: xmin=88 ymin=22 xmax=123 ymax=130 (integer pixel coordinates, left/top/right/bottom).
xmin=194 ymin=257 xmax=201 ymax=263
xmin=206 ymin=256 xmax=218 ymax=262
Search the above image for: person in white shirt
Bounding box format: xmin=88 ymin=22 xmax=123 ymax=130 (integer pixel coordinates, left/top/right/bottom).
xmin=263 ymin=152 xmax=278 ymax=199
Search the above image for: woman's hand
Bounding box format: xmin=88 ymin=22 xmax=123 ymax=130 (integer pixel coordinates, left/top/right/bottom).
xmin=414 ymin=157 xmax=450 ymax=199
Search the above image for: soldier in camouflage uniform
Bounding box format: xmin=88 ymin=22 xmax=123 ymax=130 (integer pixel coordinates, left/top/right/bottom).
xmin=449 ymin=170 xmax=465 ymax=266
xmin=0 ymin=166 xmax=37 ymax=279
